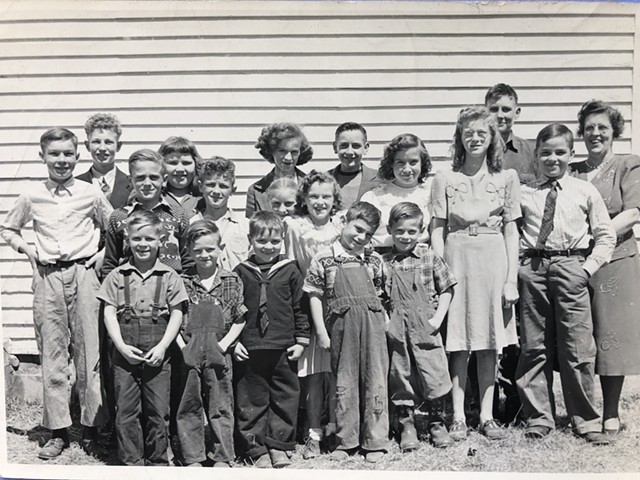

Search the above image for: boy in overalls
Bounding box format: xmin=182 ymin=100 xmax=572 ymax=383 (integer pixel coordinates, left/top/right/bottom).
xmin=382 ymin=202 xmax=456 ymax=450
xmin=98 ymin=210 xmax=188 ymax=465
xmin=176 ymin=220 xmax=247 ymax=467
xmin=304 ymin=201 xmax=389 ymax=463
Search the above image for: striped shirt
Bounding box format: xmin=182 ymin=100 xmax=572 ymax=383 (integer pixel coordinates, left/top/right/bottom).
xmin=520 ymin=174 xmax=615 ymax=275
xmin=0 ymin=177 xmax=113 ymax=264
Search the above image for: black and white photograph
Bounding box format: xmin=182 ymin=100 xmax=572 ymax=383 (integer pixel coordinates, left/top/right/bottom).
xmin=1 ymin=1 xmax=639 ymax=478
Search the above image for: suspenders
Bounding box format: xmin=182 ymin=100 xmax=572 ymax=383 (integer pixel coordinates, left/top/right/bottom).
xmin=122 ymin=270 xmax=165 ymax=322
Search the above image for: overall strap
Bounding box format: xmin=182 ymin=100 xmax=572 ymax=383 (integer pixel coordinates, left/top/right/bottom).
xmin=151 ymin=271 xmax=165 ymax=322
xmin=123 ymin=271 xmax=132 ymax=322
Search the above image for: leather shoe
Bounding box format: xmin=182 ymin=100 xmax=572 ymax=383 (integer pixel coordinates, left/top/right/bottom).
xmin=38 ymin=437 xmax=69 ymax=460
xmin=524 ymin=425 xmax=551 ymax=439
xmin=582 ymin=431 xmax=610 ymax=446
xmin=269 ymin=449 xmax=291 ymax=468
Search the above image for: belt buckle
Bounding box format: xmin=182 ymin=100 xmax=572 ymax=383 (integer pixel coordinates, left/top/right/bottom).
xmin=469 ymin=223 xmax=478 ymax=236
xmin=563 ymin=249 xmax=571 ymax=257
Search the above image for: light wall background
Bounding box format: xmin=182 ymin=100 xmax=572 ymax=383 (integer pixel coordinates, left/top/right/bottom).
xmin=1 ymin=0 xmax=638 ymax=355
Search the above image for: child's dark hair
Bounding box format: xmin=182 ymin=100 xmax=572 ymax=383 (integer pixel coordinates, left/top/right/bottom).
xmin=378 ymin=133 xmax=431 ymax=183
xmin=255 ymin=123 xmax=313 ymax=166
xmin=84 ymin=113 xmax=122 ymax=138
xmin=345 ymin=201 xmax=381 ymax=232
xmin=126 ymin=209 xmax=163 ymax=236
xmin=294 ymin=170 xmax=342 ymax=216
xmin=452 ymin=106 xmax=503 ymax=173
xmin=535 ymin=123 xmax=574 ymax=153
xmin=128 ymin=149 xmax=166 ymax=175
xmin=158 ymin=136 xmax=203 ymax=170
xmin=388 ymin=202 xmax=424 ymax=229
xmin=576 ymin=99 xmax=625 ymax=139
xmin=198 ymin=156 xmax=236 ymax=184
xmin=334 ymin=122 xmax=368 ymax=143
xmin=186 ymin=219 xmax=221 ymax=249
xmin=484 ymin=83 xmax=519 ymax=105
xmin=40 ymin=128 xmax=78 ymax=152
xmin=249 ymin=210 xmax=285 ymax=239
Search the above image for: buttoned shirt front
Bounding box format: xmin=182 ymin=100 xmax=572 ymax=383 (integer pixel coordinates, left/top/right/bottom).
xmin=1 ymin=177 xmax=113 ymax=264
xmin=520 ymin=174 xmax=615 ymax=275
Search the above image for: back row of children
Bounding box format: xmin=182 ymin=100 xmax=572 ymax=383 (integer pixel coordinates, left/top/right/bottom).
xmin=0 ymin=82 xmax=617 ymax=466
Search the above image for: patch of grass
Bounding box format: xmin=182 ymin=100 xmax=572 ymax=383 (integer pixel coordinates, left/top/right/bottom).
xmin=5 ymin=374 xmax=640 ymax=471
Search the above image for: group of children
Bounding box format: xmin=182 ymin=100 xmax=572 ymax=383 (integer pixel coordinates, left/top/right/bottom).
xmin=0 ymin=82 xmax=618 ymax=467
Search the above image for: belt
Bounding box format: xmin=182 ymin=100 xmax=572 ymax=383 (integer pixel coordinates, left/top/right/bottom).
xmin=37 ymin=256 xmax=91 ymax=269
xmin=522 ymin=249 xmax=589 ymax=259
xmin=448 ymin=224 xmax=500 ymax=236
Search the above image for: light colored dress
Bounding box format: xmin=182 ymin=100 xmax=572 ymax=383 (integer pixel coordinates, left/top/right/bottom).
xmin=431 ymin=164 xmax=521 ymax=352
xmin=360 ymin=179 xmax=432 ymax=247
xmin=570 ymin=154 xmax=640 ymax=375
xmin=284 ymin=215 xmax=342 ymax=376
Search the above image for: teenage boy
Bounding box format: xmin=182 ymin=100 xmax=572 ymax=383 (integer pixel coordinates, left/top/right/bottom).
xmin=233 ymin=211 xmax=309 ymax=468
xmin=77 ymin=113 xmax=132 ymax=209
xmin=176 ymin=219 xmax=247 ymax=467
xmin=191 ymin=156 xmax=249 ymax=271
xmin=98 ymin=210 xmax=188 ymax=465
xmin=517 ymin=123 xmax=615 ymax=444
xmin=383 ymin=202 xmax=456 ymax=451
xmin=485 ymin=83 xmax=537 ymax=185
xmin=102 ymin=149 xmax=192 ymax=277
xmin=304 ymin=201 xmax=389 ymax=463
xmin=327 ymin=122 xmax=380 ymax=210
xmin=0 ymin=128 xmax=111 ymax=459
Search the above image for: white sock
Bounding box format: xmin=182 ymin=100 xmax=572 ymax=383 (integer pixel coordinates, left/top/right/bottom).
xmin=308 ymin=428 xmax=323 ymax=441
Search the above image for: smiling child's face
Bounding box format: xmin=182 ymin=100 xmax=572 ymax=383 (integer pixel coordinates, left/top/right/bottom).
xmin=190 ymin=232 xmax=222 ymax=272
xmin=164 ymin=154 xmax=196 ymax=191
xmin=199 ymin=173 xmax=235 ymax=210
xmin=305 ymin=181 xmax=335 ymax=225
xmin=272 ymin=137 xmax=302 ymax=175
xmin=340 ymin=218 xmax=375 ymax=254
xmin=250 ymin=230 xmax=283 ymax=264
xmin=85 ymin=129 xmax=121 ymax=171
xmin=41 ymin=138 xmax=80 ymax=184
xmin=128 ymin=224 xmax=162 ymax=265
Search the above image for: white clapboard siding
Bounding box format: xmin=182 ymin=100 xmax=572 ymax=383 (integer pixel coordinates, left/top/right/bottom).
xmin=0 ymin=1 xmax=638 ymax=355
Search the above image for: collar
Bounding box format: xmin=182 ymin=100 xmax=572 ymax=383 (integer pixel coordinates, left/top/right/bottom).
xmin=537 ymin=175 xmax=566 ymax=190
xmin=90 ymin=166 xmax=116 ymax=183
xmin=45 ymin=177 xmax=75 ymax=195
xmin=389 ymin=244 xmax=422 ymax=260
xmin=119 ymin=258 xmax=171 ymax=279
xmin=332 ymin=240 xmax=367 ymax=260
xmin=188 ymin=267 xmax=234 ymax=292
xmin=126 ymin=194 xmax=171 ymax=213
xmin=241 ymin=255 xmax=295 ymax=277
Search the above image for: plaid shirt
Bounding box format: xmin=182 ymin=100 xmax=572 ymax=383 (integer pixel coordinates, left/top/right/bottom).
xmin=382 ymin=244 xmax=457 ymax=305
xmin=182 ymin=268 xmax=247 ymax=338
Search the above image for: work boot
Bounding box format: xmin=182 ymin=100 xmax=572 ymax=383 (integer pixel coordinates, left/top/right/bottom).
xmin=398 ymin=406 xmax=420 ymax=452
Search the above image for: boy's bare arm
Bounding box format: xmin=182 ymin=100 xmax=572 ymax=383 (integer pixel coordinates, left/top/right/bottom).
xmin=144 ymin=305 xmax=183 ymax=366
xmin=429 ymin=287 xmax=453 ymax=331
xmin=431 ymin=218 xmax=446 ymax=258
xmin=309 ymin=293 xmax=330 ymax=350
xmin=219 ymin=320 xmax=246 ymax=353
xmin=104 ymin=304 xmax=145 ymax=364
xmin=502 ymin=220 xmax=520 ymax=308
xmin=1 ymin=196 xmax=38 ymax=267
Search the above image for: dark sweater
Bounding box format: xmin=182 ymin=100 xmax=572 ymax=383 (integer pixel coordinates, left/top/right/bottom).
xmin=234 ymin=255 xmax=310 ymax=350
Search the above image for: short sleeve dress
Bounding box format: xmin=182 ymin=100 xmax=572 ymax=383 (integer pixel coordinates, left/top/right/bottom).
xmin=431 ymin=165 xmax=521 ymax=352
xmin=570 ymin=154 xmax=640 ymax=375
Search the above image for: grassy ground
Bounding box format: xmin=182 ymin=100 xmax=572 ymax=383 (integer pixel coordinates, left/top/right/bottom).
xmin=5 ymin=374 xmax=640 ymax=472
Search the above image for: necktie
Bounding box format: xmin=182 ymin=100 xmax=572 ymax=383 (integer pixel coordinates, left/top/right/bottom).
xmin=100 ymin=177 xmax=111 ymax=199
xmin=536 ymin=180 xmax=558 ymax=249
xmin=258 ymin=272 xmax=270 ymax=335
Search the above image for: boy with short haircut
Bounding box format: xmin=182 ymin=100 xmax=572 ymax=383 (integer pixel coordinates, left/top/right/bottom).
xmin=304 ymin=201 xmax=389 ymax=463
xmin=77 ymin=113 xmax=132 ymax=209
xmin=517 ymin=123 xmax=615 ymax=444
xmin=176 ymin=219 xmax=247 ymax=467
xmin=233 ymin=211 xmax=309 ymax=468
xmin=159 ymin=136 xmax=202 ymax=218
xmin=383 ymin=202 xmax=456 ymax=451
xmin=102 ymin=149 xmax=192 ymax=277
xmin=327 ymin=122 xmax=380 ymax=210
xmin=485 ymin=83 xmax=537 ymax=185
xmin=0 ymin=128 xmax=111 ymax=459
xmin=191 ymin=156 xmax=249 ymax=271
xmin=98 ymin=210 xmax=188 ymax=465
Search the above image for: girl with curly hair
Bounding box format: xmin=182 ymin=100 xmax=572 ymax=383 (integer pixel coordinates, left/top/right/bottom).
xmin=360 ymin=133 xmax=432 ymax=250
xmin=245 ymin=123 xmax=313 ymax=218
xmin=430 ymin=106 xmax=521 ymax=442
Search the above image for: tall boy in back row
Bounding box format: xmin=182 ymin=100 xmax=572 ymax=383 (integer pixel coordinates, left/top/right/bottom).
xmin=1 ymin=128 xmax=112 ymax=459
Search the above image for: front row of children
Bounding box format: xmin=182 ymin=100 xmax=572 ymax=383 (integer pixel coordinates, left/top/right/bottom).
xmin=1 ymin=120 xmax=614 ymax=466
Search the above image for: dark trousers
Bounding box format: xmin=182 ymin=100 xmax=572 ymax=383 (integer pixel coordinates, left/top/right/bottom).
xmin=516 ymin=255 xmax=601 ymax=434
xmin=112 ymin=351 xmax=171 ymax=465
xmin=235 ymin=349 xmax=299 ymax=460
xmin=177 ymin=354 xmax=234 ymax=464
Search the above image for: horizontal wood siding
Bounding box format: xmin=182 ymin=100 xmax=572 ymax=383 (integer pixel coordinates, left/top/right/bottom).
xmin=0 ymin=1 xmax=637 ymax=354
